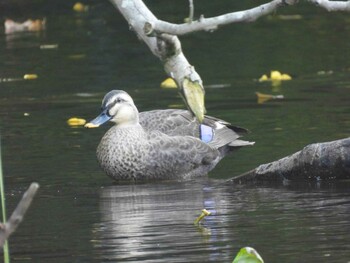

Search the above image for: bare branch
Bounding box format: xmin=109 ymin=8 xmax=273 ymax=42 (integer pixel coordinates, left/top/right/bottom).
xmin=0 ymin=183 xmax=39 ymax=247
xmin=147 ymin=0 xmax=296 ymax=36
xmin=143 ymin=0 xmax=350 ymax=36
xmin=307 ymin=0 xmax=350 ymax=12
xmin=188 ymin=0 xmax=194 ymax=23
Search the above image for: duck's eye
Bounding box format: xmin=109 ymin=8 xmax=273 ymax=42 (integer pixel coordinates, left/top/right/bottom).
xmin=115 ymin=98 xmax=123 ymax=103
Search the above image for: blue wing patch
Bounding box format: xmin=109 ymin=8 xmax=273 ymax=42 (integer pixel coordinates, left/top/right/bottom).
xmin=200 ymin=124 xmax=214 ymax=143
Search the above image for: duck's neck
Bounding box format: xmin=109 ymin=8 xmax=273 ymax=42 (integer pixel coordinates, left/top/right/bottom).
xmin=113 ymin=104 xmax=140 ymax=128
xmin=115 ymin=121 xmax=142 ymax=129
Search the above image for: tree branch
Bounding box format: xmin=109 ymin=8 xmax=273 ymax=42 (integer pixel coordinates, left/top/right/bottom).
xmin=308 ymin=0 xmax=350 ymax=12
xmin=188 ymin=0 xmax=194 ymax=23
xmin=142 ymin=0 xmax=350 ymax=36
xmin=109 ymin=0 xmax=206 ymax=122
xmin=145 ymin=0 xmax=296 ymax=36
xmin=0 ymin=183 xmax=39 ymax=247
xmin=110 ymin=0 xmax=350 ymax=122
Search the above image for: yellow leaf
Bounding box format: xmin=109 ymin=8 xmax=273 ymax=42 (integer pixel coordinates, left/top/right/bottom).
xmin=270 ymin=70 xmax=283 ymax=80
xmin=281 ymin=74 xmax=292 ymax=80
xmin=23 ymin=74 xmax=38 ymax=80
xmin=258 ymin=74 xmax=269 ymax=82
xmin=194 ymin=209 xmax=211 ymax=225
xmin=256 ymin=92 xmax=273 ymax=104
xmin=160 ymin=78 xmax=177 ymax=89
xmin=67 ymin=117 xmax=86 ymax=126
xmin=73 ymin=2 xmax=88 ymax=12
xmin=256 ymin=92 xmax=284 ymax=104
xmin=258 ymin=71 xmax=292 ymax=83
xmin=182 ymin=78 xmax=206 ymax=123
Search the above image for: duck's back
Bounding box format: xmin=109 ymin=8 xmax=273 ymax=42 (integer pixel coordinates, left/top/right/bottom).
xmin=139 ymin=109 xmax=252 ymax=151
xmin=97 ymin=124 xmax=221 ymax=181
xmin=140 ymin=109 xmax=199 ymax=137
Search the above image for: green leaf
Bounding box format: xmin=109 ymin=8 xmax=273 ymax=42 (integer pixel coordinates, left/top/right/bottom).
xmin=232 ymin=247 xmax=264 ymax=263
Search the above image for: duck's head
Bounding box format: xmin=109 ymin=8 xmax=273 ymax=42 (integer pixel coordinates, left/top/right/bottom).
xmin=85 ymin=90 xmax=139 ymax=128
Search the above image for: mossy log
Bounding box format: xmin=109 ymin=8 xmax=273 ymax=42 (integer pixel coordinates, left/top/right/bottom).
xmin=230 ymin=138 xmax=350 ymax=183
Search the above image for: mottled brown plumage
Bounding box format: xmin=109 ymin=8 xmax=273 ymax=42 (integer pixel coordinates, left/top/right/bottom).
xmin=86 ymin=90 xmax=254 ymax=182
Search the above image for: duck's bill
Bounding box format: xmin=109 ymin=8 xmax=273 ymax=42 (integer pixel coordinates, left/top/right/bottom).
xmin=84 ymin=111 xmax=111 ymax=128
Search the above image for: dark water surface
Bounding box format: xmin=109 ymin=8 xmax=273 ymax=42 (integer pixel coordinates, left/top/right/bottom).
xmin=0 ymin=1 xmax=349 ymax=262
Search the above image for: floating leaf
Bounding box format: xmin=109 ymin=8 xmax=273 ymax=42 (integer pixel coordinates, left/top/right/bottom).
xmin=256 ymin=92 xmax=284 ymax=104
xmin=232 ymin=247 xmax=264 ymax=263
xmin=67 ymin=117 xmax=86 ymax=127
xmin=258 ymin=74 xmax=269 ymax=82
xmin=160 ymin=78 xmax=177 ymax=89
xmin=73 ymin=2 xmax=89 ymax=12
xmin=23 ymin=74 xmax=38 ymax=80
xmin=258 ymin=70 xmax=292 ymax=84
xmin=194 ymin=209 xmax=211 ymax=225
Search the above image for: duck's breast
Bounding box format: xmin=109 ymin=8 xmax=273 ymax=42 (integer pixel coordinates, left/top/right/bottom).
xmin=97 ymin=126 xmax=148 ymax=180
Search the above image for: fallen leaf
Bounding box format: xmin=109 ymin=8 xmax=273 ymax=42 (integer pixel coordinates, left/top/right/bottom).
xmin=23 ymin=74 xmax=38 ymax=80
xmin=73 ymin=2 xmax=89 ymax=12
xmin=194 ymin=209 xmax=211 ymax=225
xmin=67 ymin=117 xmax=86 ymax=127
xmin=256 ymin=92 xmax=284 ymax=104
xmin=259 ymin=70 xmax=292 ymax=83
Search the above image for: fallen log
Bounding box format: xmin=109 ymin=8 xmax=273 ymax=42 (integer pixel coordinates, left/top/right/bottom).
xmin=229 ymin=137 xmax=350 ymax=183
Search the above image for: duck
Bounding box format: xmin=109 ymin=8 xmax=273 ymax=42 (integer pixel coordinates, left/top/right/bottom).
xmin=85 ymin=90 xmax=254 ymax=182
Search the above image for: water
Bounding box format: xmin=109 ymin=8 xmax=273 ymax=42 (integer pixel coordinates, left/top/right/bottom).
xmin=0 ymin=1 xmax=349 ymax=262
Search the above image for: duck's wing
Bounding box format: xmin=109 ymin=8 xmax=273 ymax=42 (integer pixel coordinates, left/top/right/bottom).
xmin=145 ymin=131 xmax=220 ymax=178
xmin=140 ymin=109 xmax=199 ymax=137
xmin=140 ymin=109 xmax=253 ymax=150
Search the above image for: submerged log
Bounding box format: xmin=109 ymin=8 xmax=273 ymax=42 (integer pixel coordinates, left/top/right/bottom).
xmin=229 ymin=138 xmax=350 ymax=183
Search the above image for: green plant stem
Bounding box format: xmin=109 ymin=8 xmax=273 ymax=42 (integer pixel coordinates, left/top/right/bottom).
xmin=0 ymin=140 xmax=10 ymax=263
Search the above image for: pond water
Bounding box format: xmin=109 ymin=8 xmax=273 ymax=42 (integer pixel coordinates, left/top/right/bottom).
xmin=0 ymin=1 xmax=349 ymax=262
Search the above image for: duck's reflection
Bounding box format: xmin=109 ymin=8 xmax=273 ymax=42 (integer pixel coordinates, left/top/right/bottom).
xmin=93 ymin=179 xmax=224 ymax=262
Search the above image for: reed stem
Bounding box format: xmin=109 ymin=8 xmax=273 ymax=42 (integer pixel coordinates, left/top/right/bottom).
xmin=0 ymin=139 xmax=10 ymax=263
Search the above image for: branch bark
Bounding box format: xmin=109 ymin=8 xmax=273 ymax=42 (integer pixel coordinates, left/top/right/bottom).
xmin=146 ymin=0 xmax=294 ymax=36
xmin=228 ymin=138 xmax=350 ymax=183
xmin=188 ymin=0 xmax=194 ymax=23
xmin=0 ymin=183 xmax=39 ymax=247
xmin=141 ymin=0 xmax=350 ymax=36
xmin=109 ymin=0 xmax=206 ymax=122
xmin=308 ymin=0 xmax=350 ymax=12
